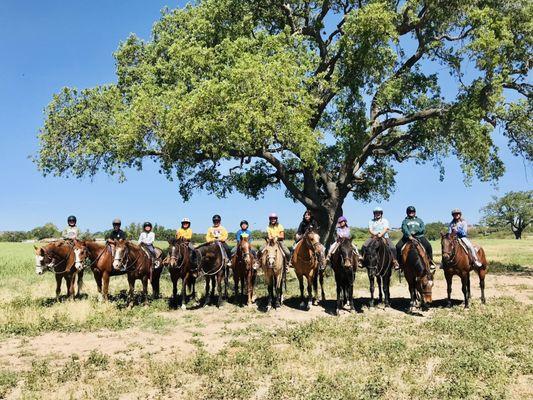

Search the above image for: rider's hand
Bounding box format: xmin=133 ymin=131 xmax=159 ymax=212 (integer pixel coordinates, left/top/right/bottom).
xmin=409 ymin=235 xmax=415 ymax=241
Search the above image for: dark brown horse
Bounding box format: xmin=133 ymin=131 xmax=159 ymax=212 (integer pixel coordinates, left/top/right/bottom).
xmin=363 ymin=237 xmax=393 ymax=308
xmin=164 ymin=238 xmax=197 ymax=309
xmin=34 ymin=240 xmax=84 ymax=300
xmin=230 ymin=237 xmax=257 ymax=306
xmin=441 ymin=232 xmax=488 ymax=308
xmin=197 ymin=241 xmax=227 ymax=307
xmin=400 ymin=239 xmax=434 ymax=313
xmin=292 ymin=228 xmax=325 ymax=310
xmin=261 ymin=237 xmax=284 ymax=310
xmin=330 ymin=237 xmax=358 ymax=315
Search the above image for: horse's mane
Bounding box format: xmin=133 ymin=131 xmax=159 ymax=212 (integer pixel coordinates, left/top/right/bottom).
xmin=407 ymin=241 xmax=428 ymax=275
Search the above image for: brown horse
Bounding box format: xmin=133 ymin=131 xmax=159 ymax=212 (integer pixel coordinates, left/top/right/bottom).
xmin=441 ymin=232 xmax=488 ymax=308
xmin=261 ymin=238 xmax=284 ymax=310
xmin=330 ymin=237 xmax=358 ymax=315
xmin=164 ymin=238 xmax=197 ymax=309
xmin=230 ymin=237 xmax=257 ymax=306
xmin=197 ymin=241 xmax=227 ymax=307
xmin=34 ymin=240 xmax=84 ymax=300
xmin=292 ymin=228 xmax=325 ymax=310
xmin=400 ymin=239 xmax=434 ymax=313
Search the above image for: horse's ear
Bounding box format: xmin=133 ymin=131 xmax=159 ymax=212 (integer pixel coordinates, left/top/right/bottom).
xmin=33 ymin=245 xmax=38 ymax=250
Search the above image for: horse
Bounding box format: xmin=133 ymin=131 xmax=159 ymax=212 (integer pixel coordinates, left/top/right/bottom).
xmin=230 ymin=236 xmax=257 ymax=306
xmin=75 ymin=239 xmax=154 ymax=306
xmin=363 ymin=237 xmax=394 ymax=308
xmin=400 ymin=238 xmax=434 ymax=313
xmin=196 ymin=241 xmax=227 ymax=307
xmin=330 ymin=237 xmax=358 ymax=315
xmin=441 ymin=232 xmax=488 ymax=308
xmin=261 ymin=237 xmax=284 ymax=310
xmin=34 ymin=240 xmax=84 ymax=300
xmin=164 ymin=238 xmax=197 ymax=309
xmin=292 ymin=227 xmax=326 ymax=310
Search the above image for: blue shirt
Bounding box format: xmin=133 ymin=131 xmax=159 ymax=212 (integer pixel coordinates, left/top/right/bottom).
xmin=368 ymin=218 xmax=390 ymax=238
xmin=236 ymin=229 xmax=253 ymax=243
xmin=449 ymin=220 xmax=468 ymax=238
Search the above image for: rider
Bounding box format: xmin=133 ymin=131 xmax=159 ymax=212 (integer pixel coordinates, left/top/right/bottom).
xmin=232 ymin=220 xmax=254 ymax=256
xmin=176 ymin=217 xmax=198 ymax=268
xmin=205 ymin=215 xmax=232 ymax=266
xmin=107 ymin=218 xmax=127 ymax=240
xmin=260 ymin=213 xmax=291 ymax=268
xmin=62 ymin=215 xmax=79 ymax=240
xmin=362 ymin=207 xmax=400 ymax=270
xmin=325 ymin=216 xmax=362 ymax=267
xmin=138 ymin=222 xmax=160 ymax=268
xmin=395 ymin=206 xmax=436 ymax=271
xmin=295 ymin=210 xmax=319 ymax=242
xmin=449 ymin=209 xmax=482 ymax=267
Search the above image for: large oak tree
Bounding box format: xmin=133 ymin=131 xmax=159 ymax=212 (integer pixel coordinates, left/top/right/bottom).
xmin=37 ymin=0 xmax=532 ymax=244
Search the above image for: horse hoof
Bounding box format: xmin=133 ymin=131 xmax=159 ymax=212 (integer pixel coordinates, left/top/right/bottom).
xmin=335 ymin=309 xmax=340 ymax=316
xmin=181 ymin=304 xmax=187 ymax=311
xmin=266 ymin=305 xmax=272 ymax=312
xmin=299 ymin=301 xmax=306 ymax=309
xmin=369 ymin=301 xmax=375 ymax=308
xmin=307 ymin=302 xmax=312 ymax=310
xmin=447 ymin=301 xmax=452 ymax=308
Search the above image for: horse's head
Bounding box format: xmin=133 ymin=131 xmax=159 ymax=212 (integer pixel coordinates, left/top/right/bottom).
xmin=264 ymin=240 xmax=279 ymax=269
xmin=417 ymin=270 xmax=434 ymax=304
xmin=112 ymin=239 xmax=128 ymax=269
xmin=34 ymin=245 xmax=53 ymax=275
xmin=240 ymin=238 xmax=251 ymax=262
xmin=440 ymin=232 xmax=457 ymax=264
xmin=365 ymin=237 xmax=382 ymax=269
xmin=72 ymin=240 xmax=87 ymax=271
xmin=338 ymin=238 xmax=354 ymax=268
xmin=408 ymin=241 xmax=433 ymax=303
xmin=167 ymin=239 xmax=182 ymax=268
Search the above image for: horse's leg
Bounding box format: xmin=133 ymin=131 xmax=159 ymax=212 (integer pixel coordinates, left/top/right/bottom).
xmin=266 ymin=274 xmax=273 ymax=311
xmin=217 ymin=273 xmax=223 ymax=308
xmin=233 ymin=270 xmax=238 ymax=304
xmin=319 ymin=269 xmax=326 ymax=303
xmin=102 ymin=271 xmax=110 ymax=302
xmin=93 ymin=270 xmax=103 ymax=302
xmin=180 ymin=274 xmax=188 ymax=310
xmin=250 ymin=270 xmax=257 ymax=304
xmin=142 ymin=275 xmax=149 ymax=307
xmin=445 ymin=271 xmax=453 ymax=307
xmin=298 ymin=275 xmax=305 ymax=309
xmin=203 ymin=277 xmax=210 ymax=307
xmin=306 ymin=275 xmax=313 ymax=310
xmin=467 ymin=274 xmax=472 ymax=299
xmin=55 ymin=275 xmax=62 ymax=301
xmin=151 ymin=267 xmax=161 ymax=299
xmin=312 ymin=272 xmax=318 ymax=306
xmin=407 ymin=276 xmax=416 ymax=313
xmin=76 ymin=270 xmax=84 ymax=297
xmin=224 ymin=267 xmax=229 ymax=300
xmin=247 ymin=269 xmax=253 ymax=306
xmin=368 ymin=271 xmax=375 ymax=307
xmin=461 ymin=273 xmax=469 ymax=308
xmin=127 ymin=274 xmax=135 ymax=308
xmin=349 ymin=269 xmax=355 ymax=312
xmin=335 ymin=274 xmax=341 ymax=316
xmin=377 ymin=276 xmax=383 ymax=304
xmin=383 ymin=273 xmax=391 ymax=308
xmin=240 ymin=274 xmax=245 ymax=307
xmin=478 ymin=268 xmax=486 ymax=304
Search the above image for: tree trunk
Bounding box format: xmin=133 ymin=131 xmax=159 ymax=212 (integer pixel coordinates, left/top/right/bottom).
xmin=310 ymin=198 xmax=344 ymax=249
xmin=513 ymin=228 xmax=522 ymax=239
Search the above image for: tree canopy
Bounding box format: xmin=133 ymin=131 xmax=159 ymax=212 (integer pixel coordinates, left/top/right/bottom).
xmin=481 ymin=190 xmax=533 ymax=239
xmin=37 ymin=0 xmax=532 ymax=243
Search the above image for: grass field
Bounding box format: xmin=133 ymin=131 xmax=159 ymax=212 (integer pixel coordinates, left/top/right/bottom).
xmin=0 ymin=238 xmax=531 ymax=399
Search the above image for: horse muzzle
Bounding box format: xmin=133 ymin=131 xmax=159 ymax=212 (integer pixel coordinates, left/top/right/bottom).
xmin=35 ymin=266 xmax=44 ymax=275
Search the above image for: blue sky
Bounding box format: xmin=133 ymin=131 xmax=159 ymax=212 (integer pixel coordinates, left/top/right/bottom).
xmin=0 ymin=0 xmax=530 ymax=233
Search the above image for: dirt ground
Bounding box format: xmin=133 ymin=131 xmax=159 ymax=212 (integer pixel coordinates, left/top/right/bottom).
xmin=1 ymin=272 xmax=531 ymax=373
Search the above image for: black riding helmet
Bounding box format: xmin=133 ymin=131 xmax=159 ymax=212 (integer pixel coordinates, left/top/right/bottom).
xmin=143 ymin=221 xmax=152 ymax=229
xmin=406 ymin=206 xmax=416 ymax=214
xmin=240 ymin=220 xmax=249 ymax=227
xmin=212 ymin=214 xmax=221 ymax=223
xmin=112 ymin=218 xmax=121 ymax=226
xmin=67 ymin=215 xmax=77 ymax=224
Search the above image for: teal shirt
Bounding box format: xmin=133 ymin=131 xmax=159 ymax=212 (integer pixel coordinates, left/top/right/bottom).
xmin=401 ymin=217 xmax=425 ymax=238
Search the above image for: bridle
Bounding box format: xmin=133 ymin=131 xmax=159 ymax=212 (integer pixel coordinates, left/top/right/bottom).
xmin=366 ymin=237 xmax=390 ymax=277
xmin=441 ymin=234 xmax=459 ymax=266
xmin=36 ymin=242 xmax=75 ymax=275
xmin=168 ymin=242 xmax=187 ymax=270
xmin=409 ymin=239 xmax=433 ymax=295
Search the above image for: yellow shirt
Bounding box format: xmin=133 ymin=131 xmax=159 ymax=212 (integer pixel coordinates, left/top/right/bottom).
xmin=176 ymin=228 xmax=193 ymax=241
xmin=205 ymin=225 xmax=228 ymax=242
xmin=267 ymin=223 xmax=284 ymax=239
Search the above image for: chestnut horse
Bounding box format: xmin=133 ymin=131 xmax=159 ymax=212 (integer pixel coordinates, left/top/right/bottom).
xmin=441 ymin=232 xmax=488 ymax=308
xmin=197 ymin=241 xmax=227 ymax=307
xmin=400 ymin=239 xmax=434 ymax=313
xmin=164 ymin=238 xmax=197 ymax=309
xmin=330 ymin=237 xmax=358 ymax=315
xmin=75 ymin=240 xmax=154 ymax=306
xmin=363 ymin=237 xmax=393 ymax=308
xmin=230 ymin=237 xmax=257 ymax=306
xmin=261 ymin=237 xmax=284 ymax=310
xmin=292 ymin=228 xmax=326 ymax=310
xmin=34 ymin=240 xmax=84 ymax=300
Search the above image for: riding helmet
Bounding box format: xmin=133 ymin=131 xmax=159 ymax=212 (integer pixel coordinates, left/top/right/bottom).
xmin=451 ymin=208 xmax=462 ymax=215
xmin=406 ymin=206 xmax=416 ymax=214
xmin=337 ymin=216 xmax=347 ymax=224
xmin=67 ymin=215 xmax=77 ymax=224
xmin=269 ymin=213 xmax=278 ymax=219
xmin=212 ymin=214 xmax=221 ymax=222
xmin=240 ymin=220 xmax=249 ymax=227
xmin=143 ymin=221 xmax=152 ymax=229
xmin=112 ymin=218 xmax=121 ymax=225
xmin=181 ymin=217 xmax=191 ymax=224
xmin=373 ymin=207 xmax=383 ymax=214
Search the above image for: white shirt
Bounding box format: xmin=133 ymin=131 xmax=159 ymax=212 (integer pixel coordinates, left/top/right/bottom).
xmin=368 ymin=218 xmax=390 ymax=238
xmin=138 ymin=232 xmax=155 ymax=245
